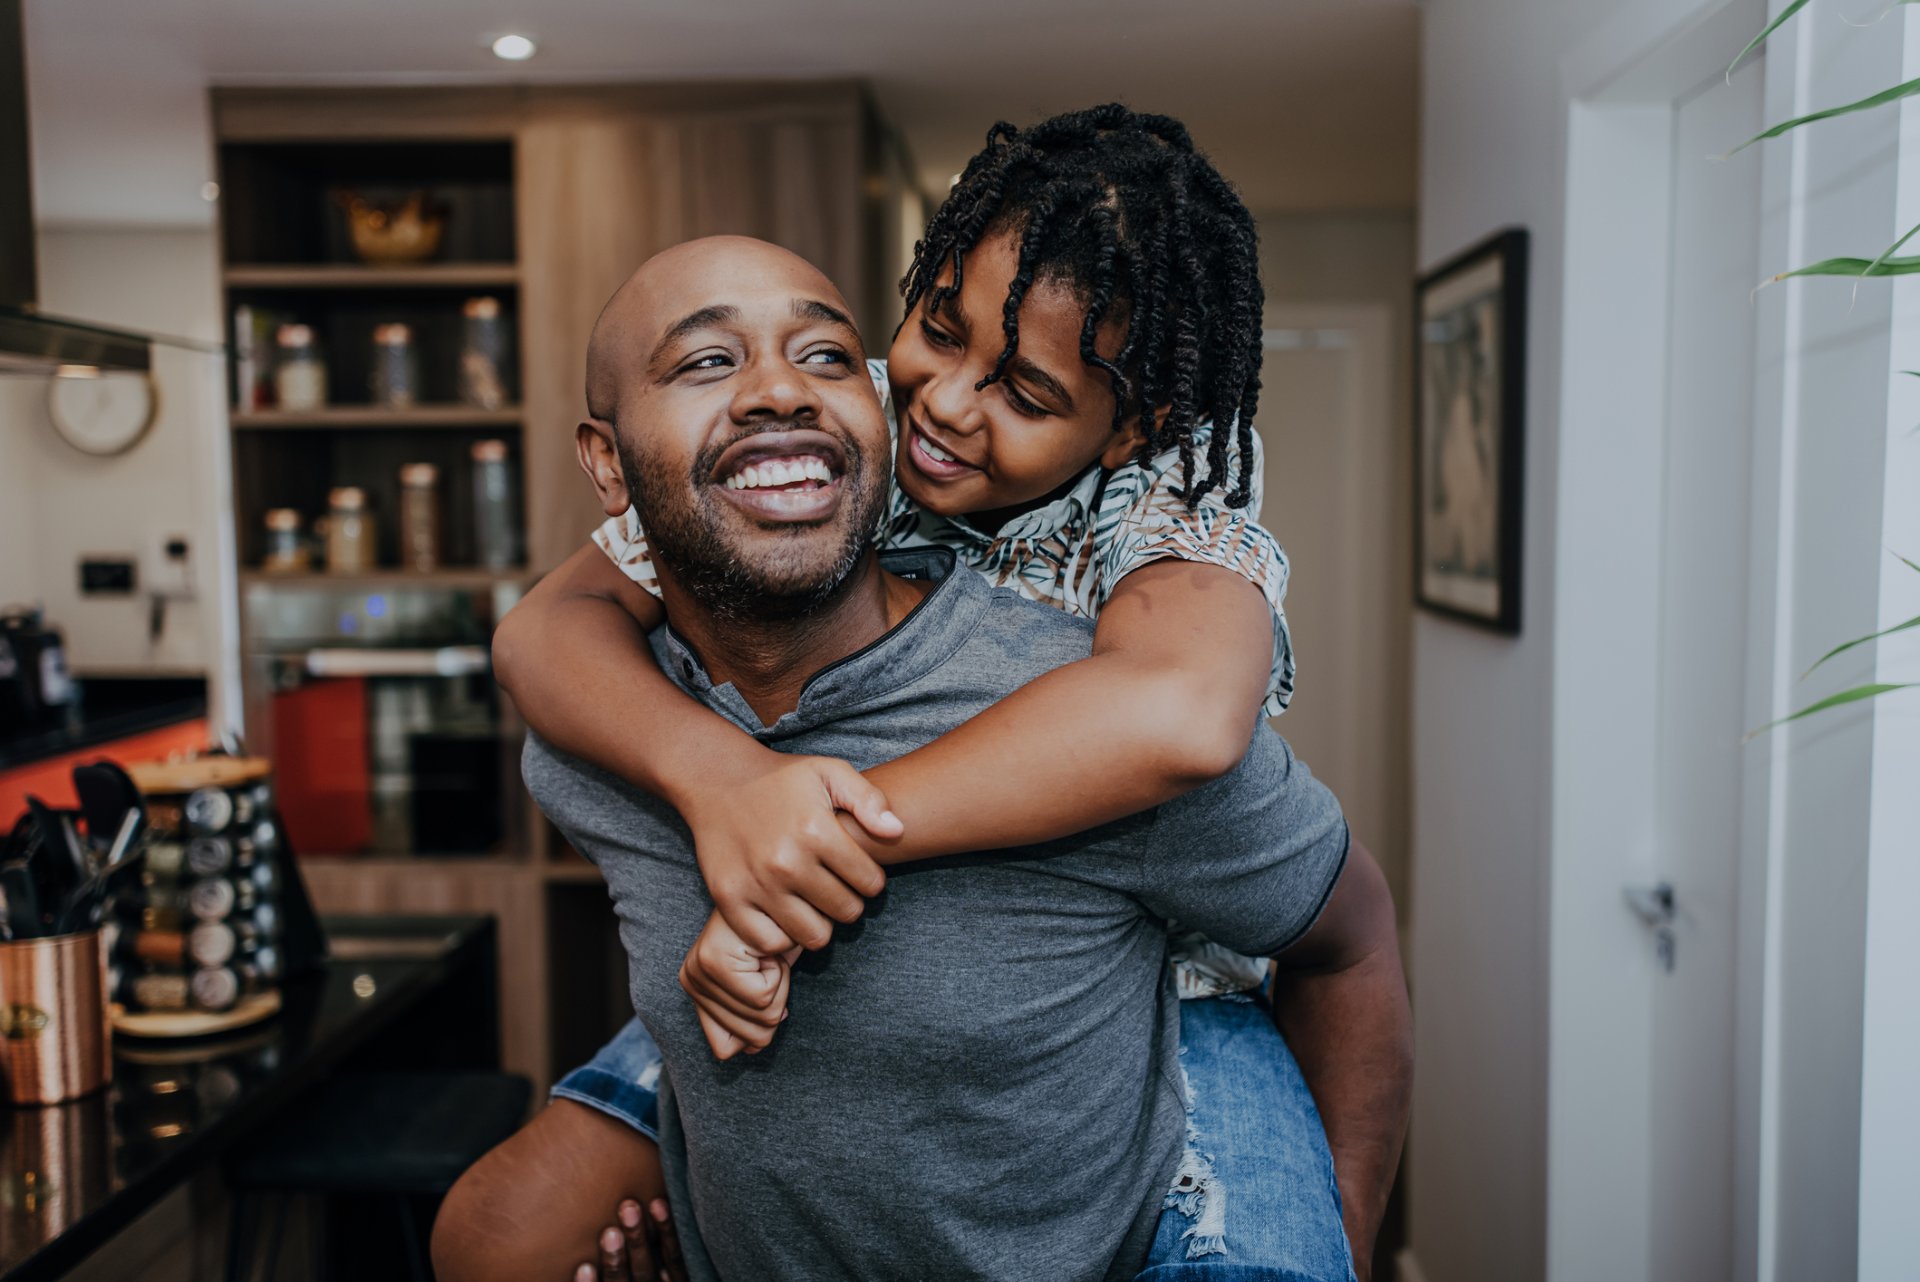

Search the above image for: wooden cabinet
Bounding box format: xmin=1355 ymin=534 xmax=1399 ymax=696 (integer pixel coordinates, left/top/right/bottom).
xmin=211 ymin=82 xmax=888 ymax=1092
xmin=516 ymin=83 xmax=871 ymax=569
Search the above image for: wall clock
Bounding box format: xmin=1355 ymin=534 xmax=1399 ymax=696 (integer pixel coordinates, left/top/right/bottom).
xmin=46 ymin=367 xmax=160 ymax=457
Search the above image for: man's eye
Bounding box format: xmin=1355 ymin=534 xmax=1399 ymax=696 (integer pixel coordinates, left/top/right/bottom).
xmin=919 ymin=320 xmax=958 ymax=350
xmin=802 ymin=349 xmax=850 ymax=365
xmin=685 ymin=353 xmax=732 ymax=371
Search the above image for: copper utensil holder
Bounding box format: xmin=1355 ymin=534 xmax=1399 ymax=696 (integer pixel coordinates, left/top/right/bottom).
xmin=0 ymin=933 xmax=110 ymax=1105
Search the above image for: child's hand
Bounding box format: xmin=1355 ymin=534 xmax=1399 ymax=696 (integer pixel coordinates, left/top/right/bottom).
xmin=678 ymin=911 xmax=802 ymax=1059
xmin=571 ymin=1196 xmax=687 ymax=1282
xmin=681 ymin=750 xmax=897 ymax=954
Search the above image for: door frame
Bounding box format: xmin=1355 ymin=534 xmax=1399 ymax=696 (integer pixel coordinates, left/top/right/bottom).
xmin=1546 ymin=1 xmax=1772 ymax=1278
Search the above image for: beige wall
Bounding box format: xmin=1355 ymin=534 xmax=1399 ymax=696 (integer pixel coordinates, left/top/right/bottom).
xmin=0 ymin=381 xmax=44 ymax=606
xmin=1251 ymin=209 xmax=1415 ymax=920
xmin=6 ymin=227 xmax=234 ymax=717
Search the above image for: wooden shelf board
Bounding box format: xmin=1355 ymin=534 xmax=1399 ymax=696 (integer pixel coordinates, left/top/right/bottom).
xmin=241 ymin=567 xmax=528 ymax=591
xmin=225 ymin=263 xmax=520 ymax=289
xmin=233 ymin=405 xmax=523 ymax=430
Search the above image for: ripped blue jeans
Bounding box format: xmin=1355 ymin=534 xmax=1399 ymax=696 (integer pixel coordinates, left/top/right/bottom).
xmin=553 ymin=996 xmax=1354 ymax=1282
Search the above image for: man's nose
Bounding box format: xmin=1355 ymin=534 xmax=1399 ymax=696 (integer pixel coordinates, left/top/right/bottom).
xmin=731 ymin=353 xmax=821 ymax=422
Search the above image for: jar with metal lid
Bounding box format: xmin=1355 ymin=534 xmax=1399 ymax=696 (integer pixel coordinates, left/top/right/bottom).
xmin=471 ymin=439 xmax=520 ymax=569
xmin=370 ymin=322 xmax=418 ymax=408
xmin=398 ymin=462 xmax=441 ymax=570
xmin=273 ymin=323 xmax=327 ymax=411
xmin=460 ymin=296 xmax=509 ymax=409
xmin=326 ymin=486 xmax=376 ymax=573
xmin=261 ymin=508 xmax=309 ymax=573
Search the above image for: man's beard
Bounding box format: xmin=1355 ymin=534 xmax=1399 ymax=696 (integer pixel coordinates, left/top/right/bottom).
xmin=618 ymin=423 xmax=882 ymax=624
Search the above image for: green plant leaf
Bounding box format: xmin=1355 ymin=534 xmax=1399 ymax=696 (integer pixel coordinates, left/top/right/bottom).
xmin=1897 ymin=550 xmax=1920 ymax=576
xmin=1860 ymin=220 xmax=1920 ymax=287
xmin=1730 ymin=76 xmax=1920 ymax=154
xmin=1729 ymin=0 xmax=1811 ymax=80
xmin=1748 ymin=682 xmax=1920 ymax=737
xmin=1765 ymin=254 xmax=1920 ymax=285
xmin=1804 ymin=613 xmax=1920 ymax=676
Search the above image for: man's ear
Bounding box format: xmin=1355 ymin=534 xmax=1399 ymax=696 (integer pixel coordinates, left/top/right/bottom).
xmin=576 ymin=418 xmax=631 ymax=518
xmin=1100 ymin=405 xmax=1163 ymax=470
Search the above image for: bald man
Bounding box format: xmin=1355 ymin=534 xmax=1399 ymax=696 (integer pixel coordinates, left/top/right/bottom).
xmin=434 ymin=238 xmax=1393 ymax=1282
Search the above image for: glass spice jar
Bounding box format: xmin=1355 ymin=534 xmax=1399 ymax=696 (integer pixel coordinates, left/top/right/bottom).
xmin=261 ymin=508 xmax=309 ymax=573
xmin=470 ymin=440 xmax=519 ymax=570
xmin=397 ymin=462 xmax=441 ymax=571
xmin=325 ymin=486 xmax=375 ymax=574
xmin=460 ymin=296 xmax=509 ymax=410
xmin=370 ymin=322 xmax=418 ymax=408
xmin=273 ymin=323 xmax=327 ymax=411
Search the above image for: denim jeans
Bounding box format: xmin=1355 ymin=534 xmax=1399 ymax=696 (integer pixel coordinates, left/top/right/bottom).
xmin=554 ymin=997 xmax=1353 ymax=1281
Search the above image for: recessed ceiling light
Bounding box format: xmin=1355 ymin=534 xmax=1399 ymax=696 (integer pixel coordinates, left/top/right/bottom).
xmin=491 ymin=33 xmax=536 ymax=61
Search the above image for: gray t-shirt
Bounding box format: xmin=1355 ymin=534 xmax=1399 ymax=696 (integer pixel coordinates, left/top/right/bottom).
xmin=523 ymin=548 xmax=1348 ymax=1282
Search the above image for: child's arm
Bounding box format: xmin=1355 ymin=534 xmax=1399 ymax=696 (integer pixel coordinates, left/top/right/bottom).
xmin=859 ymin=558 xmax=1276 ymax=860
xmin=680 ymin=558 xmax=1278 ymax=1049
xmin=494 ymin=543 xmax=895 ymax=953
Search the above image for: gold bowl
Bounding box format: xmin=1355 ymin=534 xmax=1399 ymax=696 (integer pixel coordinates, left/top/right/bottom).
xmin=337 ymin=190 xmax=447 ymax=265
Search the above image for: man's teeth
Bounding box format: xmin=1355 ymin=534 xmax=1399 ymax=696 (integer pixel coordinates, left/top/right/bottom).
xmin=724 ymin=456 xmax=837 ymax=490
xmin=918 ymin=433 xmax=957 ymax=465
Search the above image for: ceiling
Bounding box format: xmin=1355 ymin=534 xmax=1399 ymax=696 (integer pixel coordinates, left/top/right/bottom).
xmin=23 ymin=0 xmax=1418 ymax=226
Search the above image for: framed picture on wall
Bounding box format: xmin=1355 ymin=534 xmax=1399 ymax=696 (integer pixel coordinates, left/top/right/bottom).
xmin=1415 ymin=228 xmax=1528 ymax=634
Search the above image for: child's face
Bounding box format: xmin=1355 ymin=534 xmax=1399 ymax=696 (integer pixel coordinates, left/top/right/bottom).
xmin=885 ymin=230 xmax=1145 ymax=531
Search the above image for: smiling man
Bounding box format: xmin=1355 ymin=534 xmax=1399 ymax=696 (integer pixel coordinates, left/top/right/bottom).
xmin=435 ymin=237 xmax=1404 ymax=1282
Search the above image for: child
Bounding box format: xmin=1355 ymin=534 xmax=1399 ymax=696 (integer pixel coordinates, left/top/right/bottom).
xmin=498 ymin=106 xmax=1362 ymax=1277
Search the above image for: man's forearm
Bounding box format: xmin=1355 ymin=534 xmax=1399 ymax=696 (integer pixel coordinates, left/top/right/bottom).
xmin=1272 ymin=947 xmax=1411 ymax=1271
xmin=1269 ymin=843 xmax=1411 ymax=1275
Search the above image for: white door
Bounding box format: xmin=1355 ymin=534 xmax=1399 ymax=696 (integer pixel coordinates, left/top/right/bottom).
xmin=1255 ymin=308 xmax=1410 ymax=917
xmin=1548 ymin=0 xmax=1767 ymax=1277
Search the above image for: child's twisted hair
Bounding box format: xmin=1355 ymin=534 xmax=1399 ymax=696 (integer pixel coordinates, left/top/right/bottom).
xmin=900 ymin=104 xmax=1265 ymax=508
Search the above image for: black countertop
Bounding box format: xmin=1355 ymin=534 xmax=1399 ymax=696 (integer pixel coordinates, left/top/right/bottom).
xmin=0 ymin=914 xmax=499 ymax=1282
xmin=0 ymin=678 xmax=208 ymax=772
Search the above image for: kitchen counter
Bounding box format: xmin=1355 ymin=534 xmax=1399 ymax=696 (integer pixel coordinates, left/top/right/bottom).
xmin=0 ymin=678 xmax=207 ymax=772
xmin=0 ymin=914 xmax=501 ymax=1282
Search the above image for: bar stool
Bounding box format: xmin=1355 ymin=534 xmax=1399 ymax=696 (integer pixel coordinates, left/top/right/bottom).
xmin=225 ymin=1070 xmax=530 ymax=1282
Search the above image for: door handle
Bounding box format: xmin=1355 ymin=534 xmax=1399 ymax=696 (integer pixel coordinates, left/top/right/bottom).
xmin=1623 ymin=881 xmax=1677 ymax=972
xmin=1623 ymin=882 xmax=1675 ymax=927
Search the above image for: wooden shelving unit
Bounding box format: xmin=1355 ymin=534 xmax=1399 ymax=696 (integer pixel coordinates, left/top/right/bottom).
xmin=212 ymin=83 xmax=893 ymax=1093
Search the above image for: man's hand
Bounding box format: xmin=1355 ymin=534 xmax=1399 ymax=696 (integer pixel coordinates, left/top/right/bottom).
xmin=679 ymin=911 xmax=799 ymax=1059
xmin=569 ymin=1197 xmax=687 ymax=1282
xmin=682 ymin=752 xmax=897 ymax=954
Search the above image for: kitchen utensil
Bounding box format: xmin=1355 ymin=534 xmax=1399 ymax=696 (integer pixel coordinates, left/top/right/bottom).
xmin=25 ymin=798 xmax=84 ymax=910
xmin=55 ymin=809 xmax=144 ymax=934
xmin=72 ymin=760 xmax=145 ymax=853
xmin=1 ymin=860 xmax=44 ymax=938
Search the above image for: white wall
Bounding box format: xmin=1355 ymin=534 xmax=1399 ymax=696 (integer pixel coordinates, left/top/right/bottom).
xmin=3 ymin=228 xmax=235 ymax=727
xmin=1409 ymin=5 xmax=1602 ymax=1279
